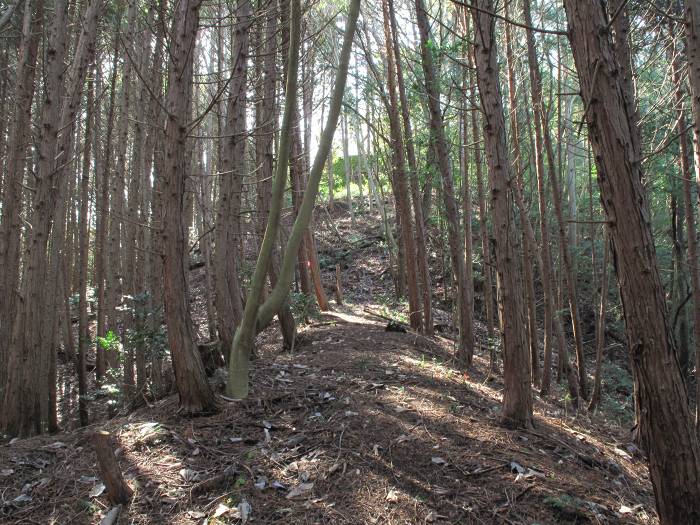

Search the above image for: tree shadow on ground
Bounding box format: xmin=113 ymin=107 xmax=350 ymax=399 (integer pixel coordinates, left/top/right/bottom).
xmin=0 ymin=310 xmax=655 ymax=524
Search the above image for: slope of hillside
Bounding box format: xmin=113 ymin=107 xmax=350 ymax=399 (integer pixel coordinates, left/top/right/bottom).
xmin=0 ymin=205 xmax=654 ymax=524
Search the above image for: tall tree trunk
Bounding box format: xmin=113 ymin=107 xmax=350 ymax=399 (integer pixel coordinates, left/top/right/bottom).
xmin=685 ymin=0 xmax=700 ymax=434
xmin=94 ymin=33 xmax=120 ymax=382
xmin=161 ymin=0 xmax=216 ymax=414
xmin=0 ymin=0 xmax=41 ymax=396
xmin=341 ymin=114 xmax=355 ymax=225
xmin=415 ymin=0 xmax=473 ymax=365
xmin=77 ymin=75 xmax=94 ymax=427
xmin=467 ymin=64 xmax=496 ymax=373
xmin=588 ymin=230 xmax=609 ymax=411
xmin=382 ymin=0 xmax=422 ymax=331
xmin=389 ymin=0 xmax=432 ymax=335
xmin=2 ymin=0 xmax=102 ymax=436
xmin=564 ymin=1 xmax=700 ymax=521
xmin=522 ymin=0 xmax=586 ymax=400
xmin=215 ymin=0 xmax=252 ymax=356
xmin=470 ymin=0 xmax=532 ymax=428
xmin=672 ymin=36 xmax=700 ymax=388
xmin=119 ymin=0 xmax=138 ymax=400
xmin=502 ymin=0 xmax=539 ymax=385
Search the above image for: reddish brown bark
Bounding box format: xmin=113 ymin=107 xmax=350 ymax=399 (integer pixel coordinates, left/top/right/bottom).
xmin=161 ymin=0 xmax=216 ymax=414
xmin=564 ymin=1 xmax=700 ymax=521
xmin=470 ymin=0 xmax=532 ymax=427
xmin=415 ymin=0 xmax=473 ymax=363
xmin=383 ymin=0 xmax=422 ymax=331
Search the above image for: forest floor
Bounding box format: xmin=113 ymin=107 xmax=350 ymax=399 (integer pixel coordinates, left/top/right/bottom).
xmin=0 ymin=202 xmax=656 ymax=524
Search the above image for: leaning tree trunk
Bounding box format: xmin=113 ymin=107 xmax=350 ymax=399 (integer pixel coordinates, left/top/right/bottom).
xmin=564 ymin=1 xmax=700 ymax=522
xmin=161 ymin=0 xmax=216 ymax=414
xmin=470 ymin=0 xmax=532 ymax=429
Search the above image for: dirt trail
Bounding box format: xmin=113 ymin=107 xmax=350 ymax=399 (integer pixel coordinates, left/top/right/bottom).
xmin=1 ymin=305 xmax=655 ymax=524
xmin=1 ymin=207 xmax=654 ymax=523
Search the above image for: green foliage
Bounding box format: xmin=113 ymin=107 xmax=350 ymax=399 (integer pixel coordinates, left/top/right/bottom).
xmin=374 ymin=295 xmax=408 ymax=325
xmin=97 ymin=330 xmax=120 ymax=354
xmin=124 ymin=292 xmax=169 ymax=363
xmin=289 ymin=292 xmax=319 ymax=324
xmin=599 ymin=362 xmax=635 ymax=425
xmin=544 ymin=494 xmax=589 ymax=521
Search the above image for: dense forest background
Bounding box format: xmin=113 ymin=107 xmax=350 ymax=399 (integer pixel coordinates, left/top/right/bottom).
xmin=1 ymin=0 xmax=700 ymax=522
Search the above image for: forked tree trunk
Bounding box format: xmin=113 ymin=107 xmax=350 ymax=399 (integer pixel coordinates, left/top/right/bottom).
xmin=227 ymin=0 xmax=303 ymax=398
xmin=227 ymin=0 xmax=359 ymax=398
xmin=255 ymin=0 xmax=296 ymax=350
xmin=564 ymin=1 xmax=700 ymax=521
xmin=161 ymin=0 xmax=216 ymax=414
xmin=470 ymin=0 xmax=532 ymax=428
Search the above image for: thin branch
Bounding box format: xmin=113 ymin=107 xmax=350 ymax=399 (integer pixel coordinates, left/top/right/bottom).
xmin=450 ymin=0 xmax=568 ymax=36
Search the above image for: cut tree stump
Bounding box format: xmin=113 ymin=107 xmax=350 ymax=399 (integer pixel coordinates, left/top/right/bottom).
xmin=92 ymin=430 xmax=133 ymax=504
xmin=335 ymin=264 xmax=343 ymax=305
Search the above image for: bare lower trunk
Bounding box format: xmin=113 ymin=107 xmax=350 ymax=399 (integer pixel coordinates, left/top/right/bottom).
xmin=589 ymin=231 xmax=609 ymax=411
xmin=470 ymin=0 xmax=532 ymax=428
xmin=0 ymin=0 xmax=41 ymax=396
xmin=416 ymin=0 xmax=472 ymax=365
xmin=161 ymin=0 xmax=216 ymax=414
xmin=382 ymin=0 xmax=422 ymax=331
xmin=564 ymin=1 xmax=700 ymax=521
